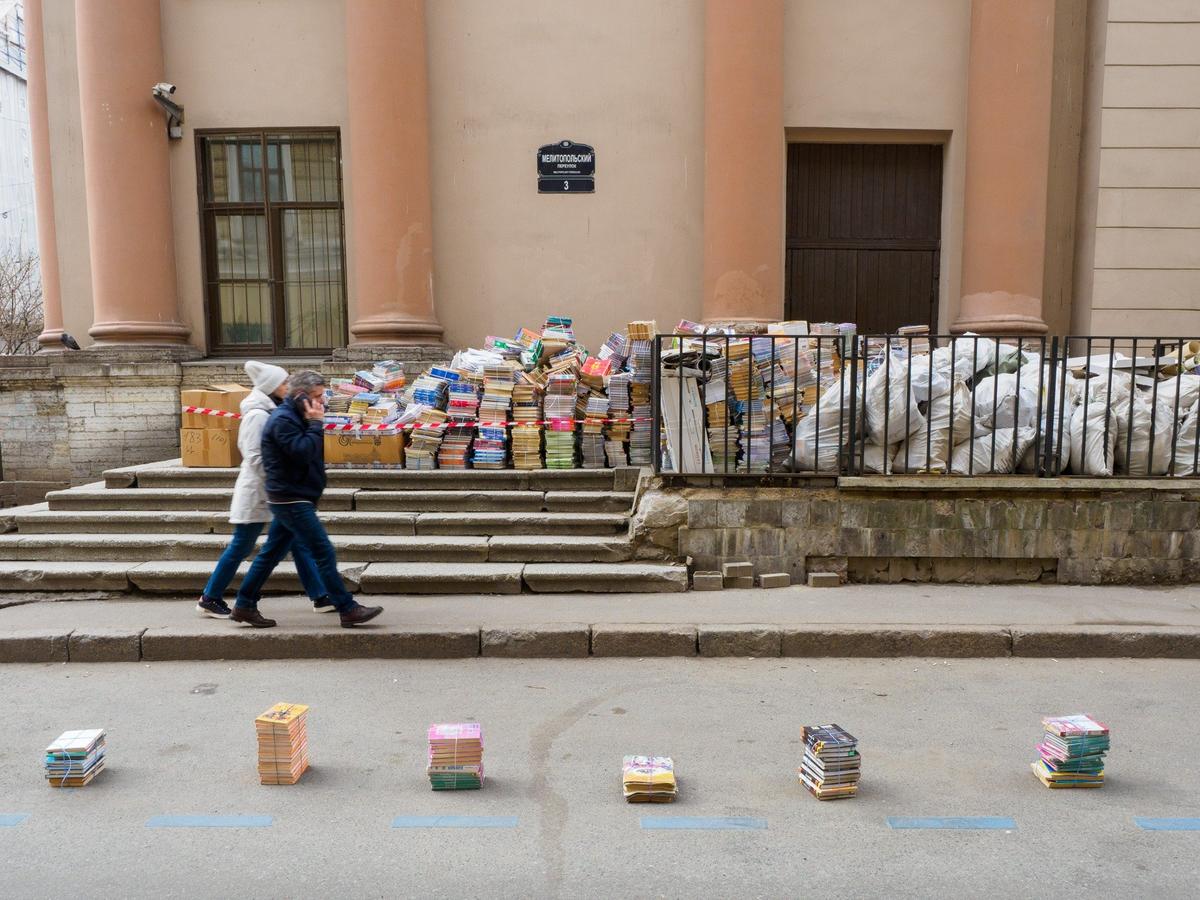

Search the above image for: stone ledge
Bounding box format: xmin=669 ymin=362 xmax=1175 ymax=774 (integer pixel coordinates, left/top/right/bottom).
xmin=837 ymin=475 xmax=1200 ymax=494
xmin=781 ymin=625 xmax=1012 ymax=658
xmin=481 ymin=624 xmax=590 ymax=658
xmin=1011 ymin=625 xmax=1200 ymax=658
xmin=140 ymin=626 xmax=480 ymax=661
xmin=698 ymin=625 xmax=783 ymax=657
xmin=69 ymin=628 xmax=145 ymax=662
xmin=0 ymin=629 xmax=72 ymax=662
xmin=590 ymin=624 xmax=697 ymax=657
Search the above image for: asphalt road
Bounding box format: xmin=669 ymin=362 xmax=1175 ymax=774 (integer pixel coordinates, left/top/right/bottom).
xmin=1 ymin=658 xmax=1198 ymax=898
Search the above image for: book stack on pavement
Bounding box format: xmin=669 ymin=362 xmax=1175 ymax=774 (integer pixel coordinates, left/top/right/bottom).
xmin=256 ymin=703 xmax=310 ymax=786
xmin=622 ymin=755 xmax=677 ymax=803
xmin=45 ymin=729 xmax=107 ymax=787
xmin=798 ymin=724 xmax=861 ymax=800
xmin=427 ymin=723 xmax=484 ymax=790
xmin=1032 ymin=714 xmax=1109 ymax=789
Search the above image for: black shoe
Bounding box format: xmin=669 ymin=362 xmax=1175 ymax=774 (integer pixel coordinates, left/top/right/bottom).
xmin=339 ymin=603 xmax=383 ymax=628
xmin=230 ymin=606 xmax=276 ymax=628
xmin=312 ymin=595 xmax=337 ymax=614
xmin=196 ymin=596 xmax=232 ymax=619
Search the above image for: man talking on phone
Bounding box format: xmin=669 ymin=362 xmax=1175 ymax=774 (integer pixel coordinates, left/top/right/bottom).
xmin=230 ymin=370 xmax=383 ymax=629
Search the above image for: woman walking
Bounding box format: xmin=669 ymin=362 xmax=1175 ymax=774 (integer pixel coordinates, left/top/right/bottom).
xmin=195 ymin=361 xmax=330 ymax=618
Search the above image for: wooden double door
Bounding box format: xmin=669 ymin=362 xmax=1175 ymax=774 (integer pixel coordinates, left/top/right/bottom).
xmin=785 ymin=143 xmax=943 ymax=333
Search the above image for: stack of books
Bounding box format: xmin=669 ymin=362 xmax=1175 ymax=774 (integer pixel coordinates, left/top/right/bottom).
xmin=581 ymin=393 xmax=609 ymax=468
xmin=427 ymin=723 xmax=484 ymax=790
xmin=256 ymin=703 xmax=310 ymax=785
xmin=440 ymin=377 xmax=480 ymax=469
xmin=798 ymin=724 xmax=861 ymax=800
xmin=511 ymin=376 xmax=543 ymax=469
xmin=404 ymin=408 xmax=448 ymax=470
xmin=622 ymin=755 xmax=677 ymax=803
xmin=474 ymin=369 xmax=515 ymax=469
xmin=1032 ymin=714 xmax=1109 ymax=789
xmin=544 ymin=373 xmax=578 ymax=469
xmin=604 ymin=372 xmax=632 ymax=466
xmin=44 ymin=729 xmax=107 ymax=787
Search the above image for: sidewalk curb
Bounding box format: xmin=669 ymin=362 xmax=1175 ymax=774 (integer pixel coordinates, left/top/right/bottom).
xmin=4 ymin=624 xmax=1200 ymax=662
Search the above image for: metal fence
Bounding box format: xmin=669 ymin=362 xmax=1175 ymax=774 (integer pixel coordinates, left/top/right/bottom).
xmin=651 ymin=333 xmax=1200 ymax=479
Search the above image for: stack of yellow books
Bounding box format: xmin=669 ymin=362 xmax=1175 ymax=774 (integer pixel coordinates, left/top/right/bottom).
xmin=255 ymin=703 xmax=309 ymax=786
xmin=622 ymin=755 xmax=677 ymax=803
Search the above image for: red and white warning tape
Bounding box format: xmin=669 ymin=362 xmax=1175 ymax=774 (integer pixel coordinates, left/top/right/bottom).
xmin=183 ymin=406 xmax=651 ymax=432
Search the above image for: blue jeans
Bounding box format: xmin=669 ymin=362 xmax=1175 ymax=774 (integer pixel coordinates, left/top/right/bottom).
xmin=234 ymin=502 xmax=354 ymax=612
xmin=202 ymin=522 xmax=326 ymax=603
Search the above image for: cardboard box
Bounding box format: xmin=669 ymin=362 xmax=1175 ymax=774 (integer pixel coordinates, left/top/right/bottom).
xmin=180 ymin=383 xmax=251 ymax=431
xmin=180 ymin=428 xmax=243 ymax=468
xmin=180 ymin=390 xmax=208 ymax=429
xmin=324 ymin=431 xmax=404 ymax=467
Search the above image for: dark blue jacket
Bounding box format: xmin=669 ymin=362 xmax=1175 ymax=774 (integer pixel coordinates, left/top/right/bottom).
xmin=262 ymin=396 xmax=326 ymax=503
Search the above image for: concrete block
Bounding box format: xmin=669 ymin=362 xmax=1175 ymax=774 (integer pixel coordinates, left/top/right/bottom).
xmin=691 ymin=571 xmax=724 ymax=591
xmin=1011 ymin=626 xmax=1200 ymax=658
xmin=724 ymin=576 xmax=755 ymax=589
xmin=591 ymin=624 xmax=698 ymax=657
xmin=781 ymin=625 xmax=1012 ymax=658
xmin=721 ymin=561 xmax=753 ymax=578
xmin=141 ymin=626 xmax=480 ymax=661
xmin=523 ymin=563 xmax=688 ymax=593
xmin=0 ymin=629 xmax=71 ymax=662
xmin=698 ymin=625 xmax=782 ymax=657
xmin=808 ymin=572 xmax=841 ymax=588
xmin=0 ymin=561 xmax=132 ymax=591
xmin=68 ymin=628 xmax=145 ymax=662
xmin=481 ymin=624 xmax=590 ymax=658
xmin=358 ymin=562 xmax=523 ymax=594
xmin=757 ymin=572 xmax=791 ymax=589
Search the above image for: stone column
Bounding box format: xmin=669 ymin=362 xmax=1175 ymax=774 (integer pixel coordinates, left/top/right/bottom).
xmin=27 ymin=0 xmax=65 ymax=350
xmin=701 ymin=0 xmax=785 ymax=325
xmin=343 ymin=0 xmax=443 ymax=346
xmin=75 ymin=0 xmax=189 ymax=346
xmin=952 ymin=0 xmax=1055 ymax=335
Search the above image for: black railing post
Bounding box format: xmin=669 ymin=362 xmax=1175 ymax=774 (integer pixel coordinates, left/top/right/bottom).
xmin=1041 ymin=335 xmax=1059 ymax=477
xmin=651 ymin=335 xmax=662 ymax=474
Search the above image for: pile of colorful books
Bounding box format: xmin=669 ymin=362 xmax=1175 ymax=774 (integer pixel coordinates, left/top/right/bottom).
xmin=622 ymin=755 xmax=677 ymax=803
xmin=1032 ymin=714 xmax=1109 ymax=789
xmin=427 ymin=723 xmax=484 ymax=790
xmin=256 ymin=703 xmax=310 ymax=785
xmin=798 ymin=724 xmax=861 ymax=800
xmin=44 ymin=728 xmax=107 ymax=787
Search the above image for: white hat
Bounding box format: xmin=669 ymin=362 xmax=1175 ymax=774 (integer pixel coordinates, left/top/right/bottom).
xmin=244 ymin=360 xmax=289 ymax=394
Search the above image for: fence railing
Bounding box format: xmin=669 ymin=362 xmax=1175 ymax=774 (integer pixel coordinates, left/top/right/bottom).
xmin=651 ymin=333 xmax=1200 ymax=479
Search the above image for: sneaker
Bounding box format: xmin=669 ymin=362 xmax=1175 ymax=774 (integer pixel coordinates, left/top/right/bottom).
xmin=339 ymin=602 xmax=383 ymax=628
xmin=196 ymin=596 xmax=232 ymax=619
xmin=312 ymin=595 xmax=337 ymax=614
xmin=230 ymin=606 xmax=277 ymax=628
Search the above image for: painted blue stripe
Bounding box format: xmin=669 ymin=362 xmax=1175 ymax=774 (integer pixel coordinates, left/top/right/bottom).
xmin=0 ymin=814 xmax=29 ymax=827
xmin=391 ymin=816 xmax=518 ymax=829
xmin=146 ymin=815 xmax=273 ymax=828
xmin=1135 ymin=817 xmax=1200 ymax=832
xmin=887 ymin=816 xmax=1016 ymax=830
xmin=641 ymin=816 xmax=767 ymax=831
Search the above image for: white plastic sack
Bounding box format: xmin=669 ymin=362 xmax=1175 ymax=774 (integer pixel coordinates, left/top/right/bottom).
xmin=1151 ymin=373 xmax=1200 ymax=417
xmin=972 ymin=373 xmax=1039 ymax=430
xmin=908 ymin=353 xmax=950 ymax=403
xmin=893 ymin=382 xmax=973 ymax=474
xmin=1172 ymin=399 xmax=1200 ymax=476
xmin=1069 ymin=398 xmax=1117 ymax=476
xmin=864 ymin=356 xmax=926 ymax=446
xmin=1116 ymin=393 xmax=1176 ymax=476
xmin=787 ymin=374 xmax=862 ymax=473
xmin=950 ymin=426 xmax=1036 ymax=475
xmin=856 ymin=441 xmax=896 ymax=475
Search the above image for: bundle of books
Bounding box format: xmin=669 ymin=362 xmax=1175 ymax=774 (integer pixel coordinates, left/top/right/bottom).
xmin=1032 ymin=714 xmax=1109 ymax=789
xmin=798 ymin=724 xmax=861 ymax=800
xmin=581 ymin=393 xmax=609 ymax=468
xmin=473 ymin=371 xmax=514 ymax=469
xmin=622 ymin=755 xmax=677 ymax=803
xmin=628 ymin=383 xmax=653 ymax=467
xmin=604 ymin=372 xmax=632 ymax=465
xmin=440 ymin=378 xmax=479 ymax=469
xmin=256 ymin=703 xmax=309 ymax=786
xmin=404 ymin=407 xmax=448 ymax=470
xmin=511 ymin=377 xmax=543 ymax=469
xmin=427 ymin=723 xmax=484 ymax=790
xmin=708 ymin=422 xmax=740 ymax=472
xmin=45 ymin=728 xmax=106 ymax=787
xmin=626 ymin=320 xmax=658 ymax=342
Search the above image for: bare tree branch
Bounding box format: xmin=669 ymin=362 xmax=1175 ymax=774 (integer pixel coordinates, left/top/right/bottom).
xmin=0 ymin=250 xmax=44 ymax=355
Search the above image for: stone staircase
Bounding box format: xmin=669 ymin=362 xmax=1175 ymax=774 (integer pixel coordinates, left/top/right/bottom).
xmin=0 ymin=461 xmax=688 ymax=595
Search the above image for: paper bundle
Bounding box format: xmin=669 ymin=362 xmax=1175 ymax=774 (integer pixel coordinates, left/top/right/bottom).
xmin=798 ymin=724 xmax=861 ymax=800
xmin=427 ymin=723 xmax=484 ymax=790
xmin=256 ymin=703 xmax=310 ymax=785
xmin=622 ymin=755 xmax=677 ymax=803
xmin=1032 ymin=714 xmax=1109 ymax=789
xmin=45 ymin=728 xmax=107 ymax=787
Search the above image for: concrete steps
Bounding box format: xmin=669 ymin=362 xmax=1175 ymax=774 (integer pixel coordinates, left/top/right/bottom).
xmin=2 ymin=459 xmax=686 ymax=595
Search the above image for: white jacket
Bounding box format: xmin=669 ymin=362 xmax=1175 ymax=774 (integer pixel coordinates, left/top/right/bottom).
xmin=229 ymin=389 xmax=279 ymax=524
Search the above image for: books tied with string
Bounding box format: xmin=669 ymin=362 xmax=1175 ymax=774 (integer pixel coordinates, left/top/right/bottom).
xmin=256 ymin=703 xmax=310 ymax=785
xmin=798 ymin=724 xmax=861 ymax=800
xmin=1032 ymin=714 xmax=1109 ymax=789
xmin=427 ymin=723 xmax=484 ymax=790
xmin=622 ymin=755 xmax=677 ymax=803
xmin=45 ymin=729 xmax=107 ymax=787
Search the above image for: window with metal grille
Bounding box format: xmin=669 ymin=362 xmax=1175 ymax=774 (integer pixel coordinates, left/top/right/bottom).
xmin=197 ymin=129 xmax=347 ymax=355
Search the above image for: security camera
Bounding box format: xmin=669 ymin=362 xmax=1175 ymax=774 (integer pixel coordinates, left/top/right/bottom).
xmin=151 ymin=83 xmax=183 ymax=140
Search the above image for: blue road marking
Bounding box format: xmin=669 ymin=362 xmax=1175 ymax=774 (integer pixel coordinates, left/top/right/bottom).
xmin=887 ymin=816 xmax=1016 ymax=830
xmin=0 ymin=814 xmax=29 ymax=827
xmin=640 ymin=816 xmax=767 ymax=830
xmin=146 ymin=815 xmax=273 ymax=828
xmin=1135 ymin=817 xmax=1200 ymax=831
xmin=391 ymin=816 xmax=518 ymax=829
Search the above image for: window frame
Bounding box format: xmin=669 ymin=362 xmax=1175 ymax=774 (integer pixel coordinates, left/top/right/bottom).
xmin=195 ymin=126 xmax=349 ymax=357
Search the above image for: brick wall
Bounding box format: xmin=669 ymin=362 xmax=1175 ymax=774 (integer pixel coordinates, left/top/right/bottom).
xmin=672 ymin=480 xmax=1200 ymax=585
